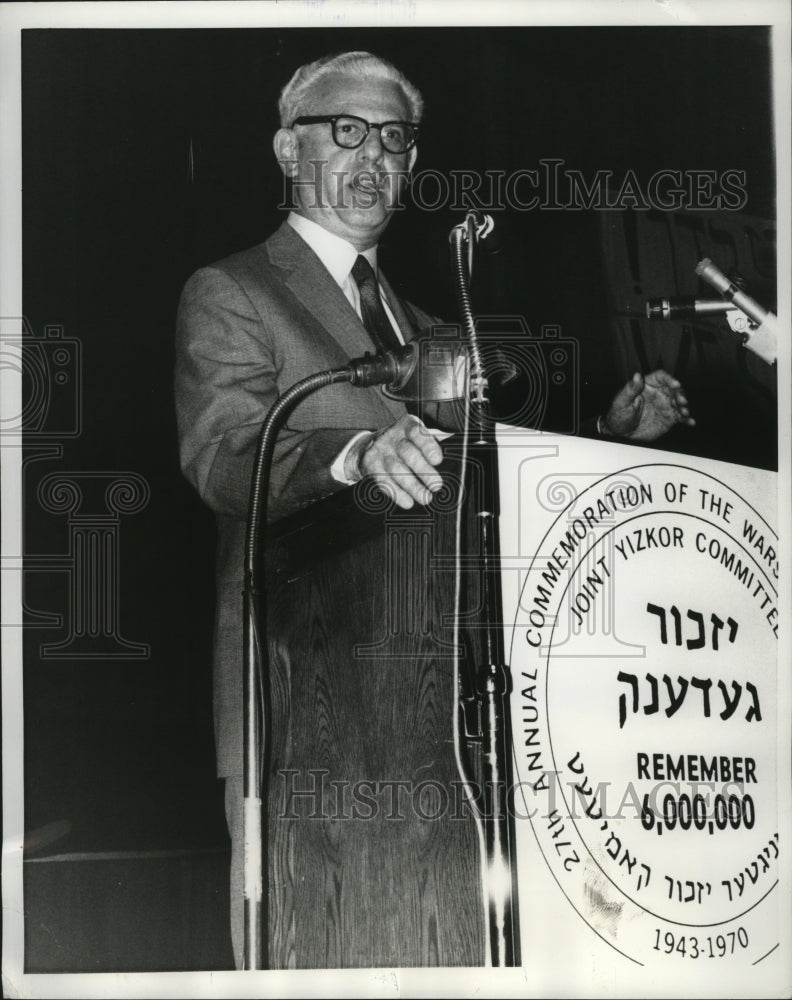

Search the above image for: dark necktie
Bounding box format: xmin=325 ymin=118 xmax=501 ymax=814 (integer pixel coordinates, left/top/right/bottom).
xmin=351 ymin=255 xmax=402 ymax=354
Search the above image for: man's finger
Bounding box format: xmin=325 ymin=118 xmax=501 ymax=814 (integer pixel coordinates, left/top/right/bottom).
xmin=393 ymin=439 xmax=444 ymax=491
xmin=647 ymin=370 xmax=681 ymax=390
xmin=404 ymin=421 xmax=444 ymax=465
xmin=362 ymin=442 xmax=438 ymax=506
xmin=612 ymin=372 xmax=644 ymax=410
xmin=374 ymin=476 xmax=417 ymax=509
xmin=377 ymin=465 xmax=434 ymax=506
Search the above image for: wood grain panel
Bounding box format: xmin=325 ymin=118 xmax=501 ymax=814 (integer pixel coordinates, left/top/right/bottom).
xmin=265 ymin=446 xmax=485 ymax=967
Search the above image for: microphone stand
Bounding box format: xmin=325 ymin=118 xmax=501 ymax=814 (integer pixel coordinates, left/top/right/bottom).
xmin=242 ymin=367 xmax=352 ymax=970
xmin=241 ymin=345 xmax=461 ymax=969
xmin=449 ymin=212 xmax=520 ymax=967
xmin=645 ymin=257 xmax=777 ymax=366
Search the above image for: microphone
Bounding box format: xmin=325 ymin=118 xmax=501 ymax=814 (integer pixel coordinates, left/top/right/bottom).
xmin=347 ymin=338 xmax=466 ymax=401
xmin=695 ymin=257 xmax=777 ymax=363
xmin=645 ymin=297 xmax=737 ymax=320
xmin=466 ymin=210 xmax=502 ymax=254
xmin=645 ymin=259 xmax=777 ymax=365
xmin=347 ymin=343 xmax=415 ymax=389
xmin=695 ymin=258 xmax=771 ymax=329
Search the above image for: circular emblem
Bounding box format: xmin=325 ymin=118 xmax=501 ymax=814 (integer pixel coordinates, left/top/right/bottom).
xmin=510 ymin=464 xmax=778 ymax=965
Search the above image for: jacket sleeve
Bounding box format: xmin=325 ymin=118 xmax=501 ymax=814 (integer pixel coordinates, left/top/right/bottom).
xmin=175 ymin=266 xmax=360 ymax=523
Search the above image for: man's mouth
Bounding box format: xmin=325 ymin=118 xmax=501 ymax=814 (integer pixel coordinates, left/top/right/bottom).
xmin=349 ymin=171 xmax=387 ymax=205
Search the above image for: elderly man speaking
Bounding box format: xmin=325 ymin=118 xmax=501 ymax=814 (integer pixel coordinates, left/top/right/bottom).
xmin=175 ymin=50 xmax=693 ymax=967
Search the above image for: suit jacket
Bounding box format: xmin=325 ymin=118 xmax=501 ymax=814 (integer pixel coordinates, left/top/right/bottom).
xmin=175 ymin=221 xmax=437 ymax=776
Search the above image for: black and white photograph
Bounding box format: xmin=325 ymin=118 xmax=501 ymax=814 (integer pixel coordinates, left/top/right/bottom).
xmin=1 ymin=1 xmax=789 ymax=996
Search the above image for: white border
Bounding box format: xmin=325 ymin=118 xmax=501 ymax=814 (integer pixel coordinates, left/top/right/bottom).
xmin=2 ymin=2 xmax=790 ymax=998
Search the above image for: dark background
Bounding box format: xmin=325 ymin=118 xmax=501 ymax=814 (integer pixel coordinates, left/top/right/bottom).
xmin=19 ymin=26 xmax=775 ymax=967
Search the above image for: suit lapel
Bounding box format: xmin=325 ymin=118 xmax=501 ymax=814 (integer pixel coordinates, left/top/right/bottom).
xmin=267 ymin=223 xmax=371 ymax=357
xmin=267 ymin=222 xmax=406 ymax=422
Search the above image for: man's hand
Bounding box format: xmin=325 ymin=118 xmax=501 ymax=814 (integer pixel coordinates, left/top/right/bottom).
xmin=354 ymin=414 xmax=445 ymax=509
xmin=601 ymin=370 xmax=695 ymax=442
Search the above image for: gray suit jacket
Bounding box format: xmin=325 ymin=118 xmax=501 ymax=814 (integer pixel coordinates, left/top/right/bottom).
xmin=175 ymin=222 xmax=437 ymax=776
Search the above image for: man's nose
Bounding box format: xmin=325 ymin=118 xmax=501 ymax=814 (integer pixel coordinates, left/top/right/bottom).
xmin=356 ymin=127 xmax=385 ymax=163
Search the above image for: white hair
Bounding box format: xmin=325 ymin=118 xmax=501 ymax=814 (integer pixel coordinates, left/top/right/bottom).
xmin=278 ymin=51 xmax=423 ymax=127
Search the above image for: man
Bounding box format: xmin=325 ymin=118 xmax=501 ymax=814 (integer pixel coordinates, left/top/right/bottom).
xmin=175 ymin=50 xmax=693 ymax=966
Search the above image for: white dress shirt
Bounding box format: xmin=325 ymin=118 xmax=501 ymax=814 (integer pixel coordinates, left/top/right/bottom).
xmin=286 ymin=212 xmax=405 ymax=483
xmin=287 ymin=212 xmax=404 ymax=343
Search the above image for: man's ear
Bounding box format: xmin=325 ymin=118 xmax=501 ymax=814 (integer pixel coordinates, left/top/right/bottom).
xmin=273 ymin=128 xmax=299 ymax=178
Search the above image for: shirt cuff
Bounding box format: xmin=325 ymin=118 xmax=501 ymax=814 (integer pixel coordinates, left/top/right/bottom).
xmin=331 ymin=431 xmax=375 ymax=485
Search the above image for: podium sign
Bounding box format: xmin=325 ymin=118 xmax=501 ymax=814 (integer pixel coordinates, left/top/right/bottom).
xmin=498 ymin=427 xmax=785 ymax=994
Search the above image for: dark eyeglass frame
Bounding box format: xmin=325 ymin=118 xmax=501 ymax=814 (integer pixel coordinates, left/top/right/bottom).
xmin=291 ymin=114 xmax=419 ymax=153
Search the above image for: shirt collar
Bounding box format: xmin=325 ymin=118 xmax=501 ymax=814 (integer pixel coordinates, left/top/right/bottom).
xmin=287 ymin=212 xmax=378 ymax=287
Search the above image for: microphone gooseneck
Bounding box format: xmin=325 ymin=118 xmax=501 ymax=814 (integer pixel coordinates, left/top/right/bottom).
xmin=242 ymin=364 xmax=351 ymax=970
xmin=241 ymin=335 xmax=467 ymax=967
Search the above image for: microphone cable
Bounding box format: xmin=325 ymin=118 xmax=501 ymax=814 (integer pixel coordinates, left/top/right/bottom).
xmin=449 ymin=372 xmax=492 ymax=967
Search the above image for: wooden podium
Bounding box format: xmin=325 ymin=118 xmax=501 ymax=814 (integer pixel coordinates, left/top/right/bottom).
xmin=263 ymin=441 xmax=488 ymax=968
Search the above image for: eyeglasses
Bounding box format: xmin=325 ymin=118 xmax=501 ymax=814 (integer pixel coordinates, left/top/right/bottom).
xmin=291 ymin=114 xmax=419 ymax=154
